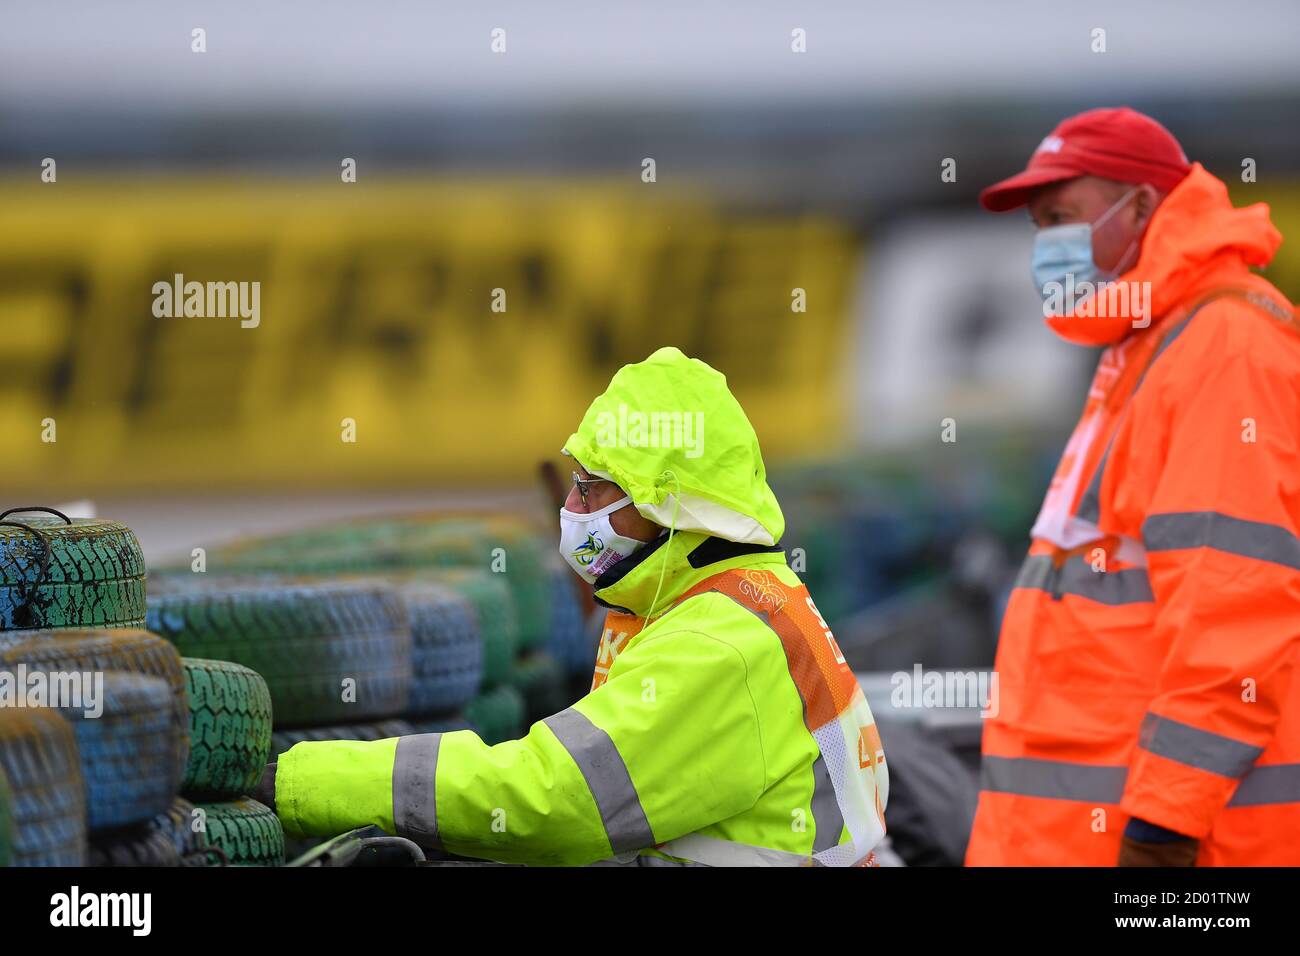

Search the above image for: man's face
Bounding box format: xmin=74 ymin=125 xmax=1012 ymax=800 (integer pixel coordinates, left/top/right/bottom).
xmin=565 ymin=464 xmax=661 ymax=542
xmin=1027 ymin=175 xmax=1159 ymax=274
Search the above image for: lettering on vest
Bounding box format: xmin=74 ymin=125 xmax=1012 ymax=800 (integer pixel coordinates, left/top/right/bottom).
xmin=806 ymin=595 xmax=847 ymax=665
xmin=591 ymin=612 xmax=647 ymax=691
xmin=858 ymin=724 xmax=885 ymax=771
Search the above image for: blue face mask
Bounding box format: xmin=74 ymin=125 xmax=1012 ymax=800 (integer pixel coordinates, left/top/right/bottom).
xmin=1030 ymin=187 xmax=1138 ymax=295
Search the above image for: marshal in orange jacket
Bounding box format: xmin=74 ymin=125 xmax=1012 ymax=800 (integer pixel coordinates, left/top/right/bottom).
xmin=966 ymin=164 xmax=1300 ymax=866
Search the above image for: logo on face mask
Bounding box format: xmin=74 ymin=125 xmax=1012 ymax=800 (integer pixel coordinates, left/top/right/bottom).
xmin=573 ymin=531 xmax=604 ymax=567
xmin=559 ymin=494 xmax=650 ymax=584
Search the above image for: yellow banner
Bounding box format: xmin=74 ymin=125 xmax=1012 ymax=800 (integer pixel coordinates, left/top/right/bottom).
xmin=0 ymin=179 xmax=856 ymax=493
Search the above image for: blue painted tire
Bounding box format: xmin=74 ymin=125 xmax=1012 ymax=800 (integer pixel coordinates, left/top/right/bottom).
xmin=392 ymin=582 xmax=483 ymax=718
xmin=55 ymin=670 xmax=181 ymax=832
xmin=0 ymin=708 xmax=86 ymax=866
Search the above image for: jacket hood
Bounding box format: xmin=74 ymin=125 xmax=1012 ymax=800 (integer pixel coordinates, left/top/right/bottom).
xmin=562 ymin=346 xmax=785 ymax=546
xmin=1046 ymin=163 xmax=1284 ymax=346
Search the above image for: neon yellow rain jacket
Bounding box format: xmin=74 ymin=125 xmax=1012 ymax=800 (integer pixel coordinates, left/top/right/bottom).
xmin=275 ymin=347 xmax=889 ymax=865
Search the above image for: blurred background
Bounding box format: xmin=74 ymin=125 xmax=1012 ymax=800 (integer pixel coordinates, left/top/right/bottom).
xmin=2 ymin=1 xmax=1299 ymax=768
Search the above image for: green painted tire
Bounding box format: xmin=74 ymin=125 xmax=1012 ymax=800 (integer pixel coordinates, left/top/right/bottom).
xmin=0 ymin=516 xmax=146 ymax=629
xmin=147 ymin=578 xmax=411 ymax=729
xmin=210 ymin=513 xmax=549 ymax=650
xmin=508 ymin=651 xmax=570 ymax=724
xmin=465 ymin=685 xmax=526 ymax=745
xmin=181 ymin=658 xmax=274 ymax=800
xmin=270 ymin=718 xmax=416 ymax=758
xmin=196 ymin=797 xmax=284 ymax=867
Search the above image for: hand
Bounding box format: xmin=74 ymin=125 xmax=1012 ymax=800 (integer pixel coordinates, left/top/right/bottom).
xmin=1118 ymin=817 xmax=1198 ymax=866
xmin=1118 ymin=835 xmax=1199 ymax=866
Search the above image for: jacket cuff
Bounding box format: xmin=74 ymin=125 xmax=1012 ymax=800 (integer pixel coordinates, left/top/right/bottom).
xmin=1120 ymin=748 xmax=1237 ymax=839
xmin=275 ymin=738 xmax=400 ymax=838
xmin=275 ymin=748 xmax=303 ymax=837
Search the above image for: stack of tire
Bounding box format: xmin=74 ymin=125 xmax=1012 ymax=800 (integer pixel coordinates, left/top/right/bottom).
xmin=210 ymin=512 xmax=576 ymax=741
xmin=0 ymin=509 xmax=287 ymax=867
xmin=148 ymin=573 xmax=427 ymax=864
xmin=0 ymin=511 xmax=196 ymax=866
xmin=0 ymin=626 xmax=203 ymax=866
xmin=148 ymin=568 xmax=476 ymax=862
xmin=178 ymin=657 xmax=281 ymax=867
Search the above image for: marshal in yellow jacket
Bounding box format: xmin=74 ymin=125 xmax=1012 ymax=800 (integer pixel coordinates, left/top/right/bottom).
xmin=274 ymin=347 xmax=889 ymax=866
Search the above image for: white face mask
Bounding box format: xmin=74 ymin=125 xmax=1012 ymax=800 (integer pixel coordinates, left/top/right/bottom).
xmin=558 ymin=495 xmax=649 ymax=584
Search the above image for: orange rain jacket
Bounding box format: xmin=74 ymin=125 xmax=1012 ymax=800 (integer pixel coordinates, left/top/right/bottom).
xmin=966 ymin=164 xmax=1300 ymax=866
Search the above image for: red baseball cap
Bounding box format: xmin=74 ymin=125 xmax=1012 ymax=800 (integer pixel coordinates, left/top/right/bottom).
xmin=979 ymin=107 xmax=1191 ymax=212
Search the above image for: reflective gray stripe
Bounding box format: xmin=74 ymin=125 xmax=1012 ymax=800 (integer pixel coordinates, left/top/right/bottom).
xmin=392 ymin=733 xmax=441 ymax=845
xmin=1014 ymin=554 xmax=1154 ymax=605
xmin=809 ymin=753 xmax=843 ymax=853
xmin=1138 ymin=712 xmax=1263 ymax=779
xmin=1143 ymin=511 xmax=1300 ymax=572
xmin=980 ymin=755 xmax=1128 ymax=803
xmin=543 ymin=707 xmax=655 ymax=854
xmin=1242 ymin=290 xmax=1298 ymax=324
xmin=983 ymin=755 xmax=1300 ymax=807
xmin=1229 ymin=763 xmax=1300 ymax=806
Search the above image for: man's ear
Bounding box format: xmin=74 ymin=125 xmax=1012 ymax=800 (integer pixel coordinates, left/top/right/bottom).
xmin=1133 ymin=183 xmax=1164 ymax=229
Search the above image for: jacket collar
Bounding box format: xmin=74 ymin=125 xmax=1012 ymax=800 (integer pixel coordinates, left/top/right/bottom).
xmin=593 ymin=531 xmax=784 ymax=618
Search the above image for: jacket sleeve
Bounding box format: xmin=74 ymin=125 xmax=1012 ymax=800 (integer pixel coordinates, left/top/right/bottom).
xmin=276 ymin=625 xmax=767 ymax=865
xmin=1118 ymin=312 xmax=1300 ymax=838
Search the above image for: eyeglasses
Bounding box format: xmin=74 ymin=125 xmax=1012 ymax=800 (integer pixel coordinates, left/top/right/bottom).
xmin=572 ymin=471 xmax=613 ymax=507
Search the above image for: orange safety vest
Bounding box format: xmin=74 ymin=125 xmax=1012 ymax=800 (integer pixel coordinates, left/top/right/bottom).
xmin=967 ymin=165 xmax=1300 ymax=865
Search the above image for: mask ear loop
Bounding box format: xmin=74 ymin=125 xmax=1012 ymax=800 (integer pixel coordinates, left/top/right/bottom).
xmin=645 ymin=469 xmax=682 ymax=622
xmin=1091 ymin=187 xmax=1141 ymax=272
xmin=1091 ymin=186 xmax=1139 ymax=233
